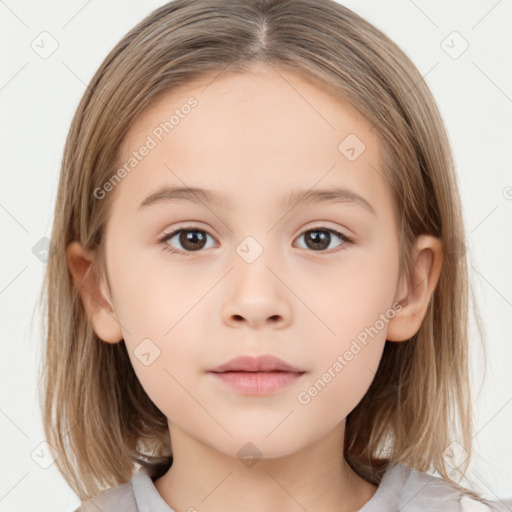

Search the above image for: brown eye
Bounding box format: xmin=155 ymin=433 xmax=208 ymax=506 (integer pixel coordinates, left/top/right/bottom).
xmin=295 ymin=228 xmax=351 ymax=253
xmin=159 ymin=228 xmax=216 ymax=253
xmin=158 ymin=225 xmax=352 ymax=256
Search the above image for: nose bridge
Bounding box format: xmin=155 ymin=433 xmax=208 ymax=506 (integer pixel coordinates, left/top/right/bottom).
xmin=235 ymin=232 xmax=269 ymax=265
xmin=220 ymin=231 xmax=292 ymax=328
xmin=232 ymin=233 xmax=279 ymax=293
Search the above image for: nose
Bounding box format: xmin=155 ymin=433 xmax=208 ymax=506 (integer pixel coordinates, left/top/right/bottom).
xmin=221 ymin=262 xmax=292 ymax=330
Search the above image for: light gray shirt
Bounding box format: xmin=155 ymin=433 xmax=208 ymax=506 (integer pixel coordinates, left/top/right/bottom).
xmin=74 ymin=461 xmax=511 ymax=511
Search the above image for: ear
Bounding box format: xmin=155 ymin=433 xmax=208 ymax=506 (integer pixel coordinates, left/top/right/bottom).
xmin=66 ymin=241 xmax=123 ymax=344
xmin=386 ymin=234 xmax=443 ymax=342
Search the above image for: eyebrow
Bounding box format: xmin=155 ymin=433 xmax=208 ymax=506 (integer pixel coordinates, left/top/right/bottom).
xmin=138 ymin=185 xmax=376 ymax=215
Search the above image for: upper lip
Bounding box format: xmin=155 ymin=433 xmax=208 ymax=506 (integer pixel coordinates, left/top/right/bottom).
xmin=209 ymin=354 xmax=305 ymax=373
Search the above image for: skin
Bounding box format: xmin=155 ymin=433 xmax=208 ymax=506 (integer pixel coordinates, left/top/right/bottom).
xmin=67 ymin=62 xmax=442 ymax=512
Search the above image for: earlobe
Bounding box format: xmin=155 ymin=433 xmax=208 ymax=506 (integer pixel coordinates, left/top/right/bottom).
xmin=66 ymin=241 xmax=124 ymax=344
xmin=386 ymin=235 xmax=443 ymax=342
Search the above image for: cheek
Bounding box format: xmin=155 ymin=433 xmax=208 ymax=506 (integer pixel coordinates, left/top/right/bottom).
xmin=301 ymin=239 xmax=399 ymax=404
xmin=115 ymin=294 xmax=206 ymax=423
xmin=306 ymin=238 xmax=399 ymax=346
xmin=109 ymin=243 xmax=206 ymax=337
xmin=107 ymin=253 xmax=215 ymax=412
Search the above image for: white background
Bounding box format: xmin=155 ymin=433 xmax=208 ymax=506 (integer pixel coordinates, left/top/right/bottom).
xmin=0 ymin=1 xmax=511 ymax=510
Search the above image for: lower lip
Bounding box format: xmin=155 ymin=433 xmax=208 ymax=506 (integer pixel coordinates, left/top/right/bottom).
xmin=209 ymin=371 xmax=305 ymax=395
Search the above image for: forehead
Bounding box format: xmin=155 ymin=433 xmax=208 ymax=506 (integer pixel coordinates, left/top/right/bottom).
xmin=111 ymin=64 xmax=391 ymax=219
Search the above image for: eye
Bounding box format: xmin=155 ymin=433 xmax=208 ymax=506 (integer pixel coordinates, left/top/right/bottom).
xmin=158 ymin=225 xmax=353 ymax=255
xmin=294 ymin=227 xmax=352 ymax=254
xmin=158 ymin=227 xmax=217 ymax=254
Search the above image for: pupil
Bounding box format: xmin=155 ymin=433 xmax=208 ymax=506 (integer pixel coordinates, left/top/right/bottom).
xmin=308 ymin=230 xmax=329 ymax=250
xmin=181 ymin=230 xmax=206 ymax=250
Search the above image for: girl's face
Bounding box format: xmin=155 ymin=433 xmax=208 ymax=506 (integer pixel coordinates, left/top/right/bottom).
xmin=99 ymin=64 xmax=403 ymax=459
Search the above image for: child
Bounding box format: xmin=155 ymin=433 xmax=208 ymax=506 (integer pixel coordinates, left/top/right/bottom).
xmin=37 ymin=0 xmax=511 ymax=510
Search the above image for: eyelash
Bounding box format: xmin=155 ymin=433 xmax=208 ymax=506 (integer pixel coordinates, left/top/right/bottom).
xmin=157 ymin=225 xmax=354 ymax=256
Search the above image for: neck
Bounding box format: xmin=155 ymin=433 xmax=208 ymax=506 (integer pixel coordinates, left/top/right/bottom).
xmin=154 ymin=423 xmax=378 ymax=512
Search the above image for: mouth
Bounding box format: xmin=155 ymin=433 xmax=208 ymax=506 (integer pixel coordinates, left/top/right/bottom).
xmin=208 ymin=354 xmax=305 ymax=373
xmin=207 ymin=354 xmax=306 ymax=395
xmin=209 ymin=370 xmax=306 ymax=395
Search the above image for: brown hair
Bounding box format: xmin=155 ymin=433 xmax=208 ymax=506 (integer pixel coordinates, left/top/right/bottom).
xmin=36 ymin=0 xmax=488 ymax=503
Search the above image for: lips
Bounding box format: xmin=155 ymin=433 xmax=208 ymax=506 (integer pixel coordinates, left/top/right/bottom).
xmin=208 ymin=354 xmax=305 ymax=374
xmin=208 ymin=354 xmax=306 ymax=395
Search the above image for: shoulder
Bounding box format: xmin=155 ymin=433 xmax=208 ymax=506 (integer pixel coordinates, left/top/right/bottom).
xmin=369 ymin=463 xmax=503 ymax=512
xmin=73 ymin=478 xmax=137 ymax=512
xmin=72 ymin=464 xmax=175 ymax=512
xmin=459 ymin=496 xmax=494 ymax=511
